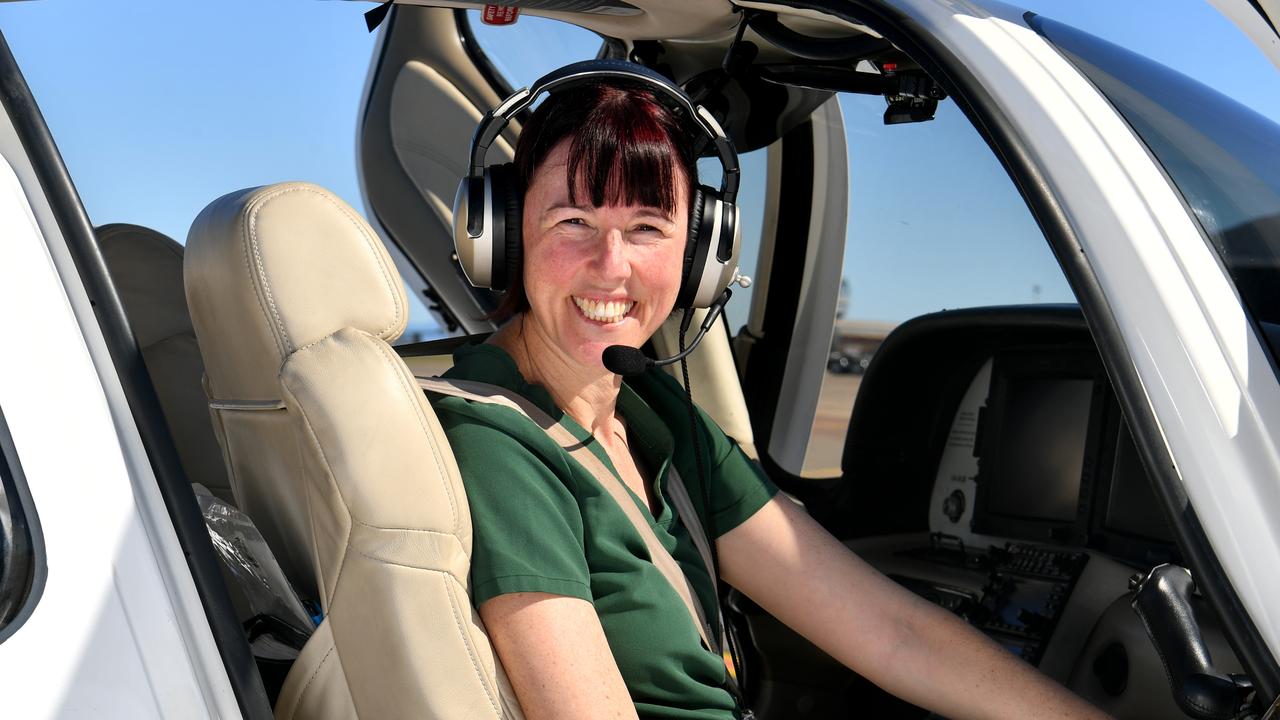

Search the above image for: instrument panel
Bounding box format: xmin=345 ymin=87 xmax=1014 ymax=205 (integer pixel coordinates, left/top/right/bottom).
xmin=743 ymin=307 xmax=1220 ymax=719
xmin=927 ymin=349 xmax=1178 ymax=567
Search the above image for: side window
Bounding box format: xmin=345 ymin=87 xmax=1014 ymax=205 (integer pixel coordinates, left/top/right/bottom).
xmin=0 ymin=409 xmax=42 ymax=642
xmin=700 ymin=149 xmax=767 ymax=333
xmin=802 ymin=94 xmax=1075 ymax=476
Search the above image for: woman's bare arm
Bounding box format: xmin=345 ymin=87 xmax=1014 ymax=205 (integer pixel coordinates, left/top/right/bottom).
xmin=479 ymin=592 xmax=638 ymax=720
xmin=718 ymin=497 xmax=1110 ymax=720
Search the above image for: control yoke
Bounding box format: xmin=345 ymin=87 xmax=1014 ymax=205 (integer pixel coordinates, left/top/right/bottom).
xmin=1130 ymin=565 xmax=1257 ymax=719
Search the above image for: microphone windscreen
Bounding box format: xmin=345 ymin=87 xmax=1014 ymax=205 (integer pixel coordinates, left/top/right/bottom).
xmin=602 ymin=345 xmax=652 ymax=377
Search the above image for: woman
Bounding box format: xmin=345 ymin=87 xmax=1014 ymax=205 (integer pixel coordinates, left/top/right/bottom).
xmin=431 ymin=77 xmax=1109 ymax=720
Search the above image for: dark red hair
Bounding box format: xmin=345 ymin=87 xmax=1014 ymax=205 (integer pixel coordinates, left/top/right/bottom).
xmin=491 ymin=80 xmax=698 ymax=321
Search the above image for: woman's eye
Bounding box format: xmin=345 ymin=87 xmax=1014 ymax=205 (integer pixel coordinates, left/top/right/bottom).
xmin=560 ymin=217 xmax=588 ymax=227
xmin=633 ymin=224 xmax=660 ymax=233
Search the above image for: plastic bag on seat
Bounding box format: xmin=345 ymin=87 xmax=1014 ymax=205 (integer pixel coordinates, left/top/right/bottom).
xmin=193 ymin=484 xmax=316 ymax=659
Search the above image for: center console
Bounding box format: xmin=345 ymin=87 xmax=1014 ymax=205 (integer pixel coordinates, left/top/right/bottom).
xmin=896 ymin=535 xmax=1088 ymax=665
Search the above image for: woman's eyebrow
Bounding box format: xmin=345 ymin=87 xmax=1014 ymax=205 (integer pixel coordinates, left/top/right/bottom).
xmin=633 ymin=208 xmax=675 ymax=223
xmin=544 ymin=202 xmax=594 ymax=214
xmin=543 ymin=203 xmax=674 ymax=221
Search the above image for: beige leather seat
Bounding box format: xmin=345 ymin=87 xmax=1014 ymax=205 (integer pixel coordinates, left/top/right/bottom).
xmin=98 ymin=223 xmax=233 ymax=500
xmin=184 ymin=182 xmax=521 ymax=719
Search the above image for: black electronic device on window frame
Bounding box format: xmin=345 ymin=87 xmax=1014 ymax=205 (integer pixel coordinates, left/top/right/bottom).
xmin=971 ymin=349 xmax=1108 ymax=544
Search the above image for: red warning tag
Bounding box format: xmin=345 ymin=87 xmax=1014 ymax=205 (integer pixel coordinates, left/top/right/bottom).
xmin=481 ymin=5 xmax=520 ymax=25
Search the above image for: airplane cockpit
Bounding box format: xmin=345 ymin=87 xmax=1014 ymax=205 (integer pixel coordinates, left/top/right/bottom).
xmin=8 ymin=1 xmax=1274 ymax=718
xmin=269 ymin=4 xmax=1259 ymax=713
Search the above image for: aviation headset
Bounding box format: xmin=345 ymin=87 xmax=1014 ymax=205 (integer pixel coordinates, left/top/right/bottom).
xmin=452 ymin=59 xmax=742 ymax=310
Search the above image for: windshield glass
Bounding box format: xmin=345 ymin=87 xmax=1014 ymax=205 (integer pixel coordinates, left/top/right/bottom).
xmin=1030 ymin=14 xmax=1280 ymax=364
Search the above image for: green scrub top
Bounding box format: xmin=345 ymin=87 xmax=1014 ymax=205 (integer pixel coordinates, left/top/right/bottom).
xmin=429 ymin=342 xmax=778 ymax=719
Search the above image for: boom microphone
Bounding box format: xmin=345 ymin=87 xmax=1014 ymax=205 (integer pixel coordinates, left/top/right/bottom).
xmin=603 ymin=289 xmax=732 ymax=377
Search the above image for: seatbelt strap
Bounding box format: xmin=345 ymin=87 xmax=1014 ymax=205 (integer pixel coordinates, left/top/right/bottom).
xmin=667 ymin=462 xmax=752 ymax=717
xmin=664 ymin=466 xmax=717 ymax=602
xmin=416 ymin=376 xmax=718 ymax=654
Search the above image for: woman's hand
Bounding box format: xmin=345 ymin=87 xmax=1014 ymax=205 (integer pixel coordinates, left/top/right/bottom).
xmin=480 ymin=592 xmax=639 ymax=720
xmin=718 ymin=497 xmax=1112 ymax=720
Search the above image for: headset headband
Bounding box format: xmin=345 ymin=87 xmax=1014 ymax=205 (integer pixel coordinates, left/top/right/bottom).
xmin=466 ymin=59 xmax=740 ymax=205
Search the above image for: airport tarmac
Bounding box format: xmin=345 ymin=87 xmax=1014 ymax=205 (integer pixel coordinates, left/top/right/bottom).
xmin=803 ymin=372 xmax=862 ymax=476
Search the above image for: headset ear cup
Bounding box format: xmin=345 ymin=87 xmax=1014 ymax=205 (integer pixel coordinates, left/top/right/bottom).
xmin=485 ymin=163 xmax=522 ymax=291
xmin=679 ymin=186 xmax=707 ymax=308
xmin=498 ymin=163 xmax=522 ymax=292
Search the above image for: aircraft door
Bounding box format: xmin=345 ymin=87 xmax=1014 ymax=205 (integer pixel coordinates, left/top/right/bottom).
xmin=359 ymin=7 xmax=521 ymax=334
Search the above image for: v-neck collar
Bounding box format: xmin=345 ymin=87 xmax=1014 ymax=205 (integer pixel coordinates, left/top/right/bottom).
xmin=448 ymin=342 xmax=677 ymax=526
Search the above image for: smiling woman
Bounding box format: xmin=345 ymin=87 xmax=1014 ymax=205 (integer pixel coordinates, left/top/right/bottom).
xmin=429 ymin=71 xmax=776 ymax=719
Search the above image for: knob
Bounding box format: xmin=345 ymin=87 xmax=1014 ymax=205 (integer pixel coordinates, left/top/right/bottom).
xmin=942 ymin=489 xmax=966 ymax=523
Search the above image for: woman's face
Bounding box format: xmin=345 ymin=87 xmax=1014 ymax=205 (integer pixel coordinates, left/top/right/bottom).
xmin=520 ymin=139 xmax=689 ymax=371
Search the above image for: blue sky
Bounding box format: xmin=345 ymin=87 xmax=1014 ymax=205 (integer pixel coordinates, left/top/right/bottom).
xmin=1 ymin=0 xmax=1276 ymax=333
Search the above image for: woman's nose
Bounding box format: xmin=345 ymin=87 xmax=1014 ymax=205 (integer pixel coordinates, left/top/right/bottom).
xmin=591 ymin=228 xmax=631 ymax=280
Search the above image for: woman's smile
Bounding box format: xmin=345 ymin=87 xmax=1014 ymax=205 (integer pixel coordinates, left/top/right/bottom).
xmin=571 ymin=296 xmax=636 ymax=324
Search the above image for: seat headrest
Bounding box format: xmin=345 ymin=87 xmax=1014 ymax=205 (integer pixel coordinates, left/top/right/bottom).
xmin=98 ymin=224 xmax=192 ymax=348
xmin=185 ymin=182 xmax=408 ymax=401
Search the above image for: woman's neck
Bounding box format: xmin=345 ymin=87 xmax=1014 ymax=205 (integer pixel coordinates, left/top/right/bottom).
xmin=492 ymin=315 xmax=622 ymax=435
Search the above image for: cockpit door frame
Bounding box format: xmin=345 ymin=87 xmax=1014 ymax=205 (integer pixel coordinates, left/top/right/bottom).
xmin=359 ymin=6 xmax=521 ymax=334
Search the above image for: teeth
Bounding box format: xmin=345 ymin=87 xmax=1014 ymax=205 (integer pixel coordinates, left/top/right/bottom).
xmin=573 ymin=296 xmax=634 ymax=323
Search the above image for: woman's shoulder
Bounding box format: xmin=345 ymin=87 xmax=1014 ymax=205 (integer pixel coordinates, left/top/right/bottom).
xmin=438 ymin=411 xmax=568 ymax=477
xmin=426 ymin=346 xmax=579 ymax=490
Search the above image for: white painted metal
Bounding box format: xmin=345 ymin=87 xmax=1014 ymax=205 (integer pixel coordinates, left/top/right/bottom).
xmin=929 ymin=358 xmax=993 ymax=543
xmin=1205 ymin=0 xmax=1280 ymax=72
xmin=0 ymin=146 xmax=239 ymax=715
xmin=768 ymin=97 xmax=848 ymax=475
xmin=897 ymin=0 xmax=1280 ymax=657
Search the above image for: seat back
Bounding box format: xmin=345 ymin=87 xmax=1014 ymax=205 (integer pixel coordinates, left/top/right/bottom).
xmin=185 ymin=182 xmax=521 ymax=718
xmin=99 ymin=223 xmax=233 ymax=500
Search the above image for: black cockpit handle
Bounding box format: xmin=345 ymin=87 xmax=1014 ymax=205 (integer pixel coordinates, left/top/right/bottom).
xmin=1131 ymin=564 xmax=1253 ymax=720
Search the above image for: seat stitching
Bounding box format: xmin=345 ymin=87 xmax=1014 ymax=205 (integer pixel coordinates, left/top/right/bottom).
xmin=285 ymin=382 xmax=352 ymax=607
xmin=291 ymin=643 xmax=337 ymax=720
xmin=303 ymin=459 xmax=326 ymax=611
xmin=338 ymin=545 xmax=502 ymax=715
xmin=353 ymin=517 xmax=463 ymax=537
xmin=295 ymin=333 xmax=336 ymax=354
xmin=442 ymin=570 xmax=503 ymax=717
xmin=368 ymin=336 xmax=461 ymax=532
xmin=245 ymin=187 xmax=295 ymax=354
xmin=348 ymin=545 xmax=465 ymax=578
xmin=266 ymin=184 xmax=405 ymax=341
xmin=285 ymin=341 xmax=461 ymax=592
xmin=230 ymin=193 xmax=287 ymax=360
xmin=285 ymin=338 xmax=464 ymax=541
xmin=310 ymin=188 xmax=405 ymax=340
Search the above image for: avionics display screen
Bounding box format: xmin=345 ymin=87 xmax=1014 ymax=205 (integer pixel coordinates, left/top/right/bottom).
xmin=1103 ymin=426 xmax=1175 ymax=542
xmin=986 ymin=378 xmax=1093 ymax=522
